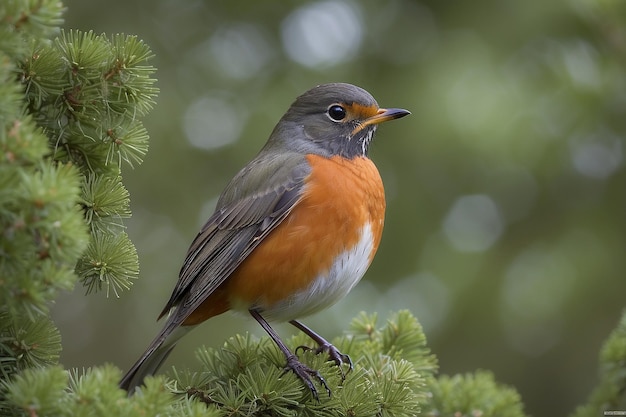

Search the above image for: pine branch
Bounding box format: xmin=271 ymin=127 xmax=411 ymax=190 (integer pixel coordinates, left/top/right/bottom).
xmin=571 ymin=310 xmax=626 ymax=417
xmin=2 ymin=310 xmax=532 ymax=417
xmin=19 ymin=29 xmax=157 ymax=296
xmin=423 ymin=371 xmax=527 ymax=417
xmin=76 ymin=230 xmax=139 ymax=297
xmin=1 ymin=2 xmax=157 ymax=414
xmin=172 ymin=311 xmax=438 ymax=416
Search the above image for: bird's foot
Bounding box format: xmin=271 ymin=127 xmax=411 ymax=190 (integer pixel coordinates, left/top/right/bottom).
xmin=283 ymin=354 xmax=330 ymax=401
xmin=296 ymin=342 xmax=353 ymax=379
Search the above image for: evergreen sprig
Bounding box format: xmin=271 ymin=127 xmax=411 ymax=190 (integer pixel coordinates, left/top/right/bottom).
xmin=18 ymin=28 xmax=157 ymax=298
xmin=0 ymin=0 xmax=65 ymax=60
xmin=168 ymin=310 xmax=437 ymax=416
xmin=0 ymin=311 xmax=62 ymax=406
xmin=1 ymin=2 xmax=157 ymax=414
xmin=423 ymin=371 xmax=527 ymax=417
xmin=6 ymin=365 xmax=215 ymax=417
xmin=4 ymin=365 xmax=68 ymax=417
xmin=571 ymin=310 xmax=626 ymax=417
xmin=80 ymin=174 xmax=131 ymax=232
xmin=76 ymin=230 xmax=139 ymax=297
xmin=1 ymin=159 xmax=88 ymax=318
xmin=21 ymin=29 xmax=157 ymax=175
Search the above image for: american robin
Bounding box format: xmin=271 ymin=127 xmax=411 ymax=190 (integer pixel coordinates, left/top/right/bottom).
xmin=119 ymin=82 xmax=410 ymax=398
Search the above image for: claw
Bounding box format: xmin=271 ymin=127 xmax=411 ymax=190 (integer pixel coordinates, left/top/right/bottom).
xmin=295 ymin=344 xmax=313 ymax=355
xmin=289 ymin=320 xmax=354 ymax=381
xmin=250 ymin=311 xmax=334 ymax=400
xmin=316 ymin=342 xmax=353 ymax=379
xmin=326 ymin=344 xmax=353 ymax=373
xmin=284 ymin=354 xmax=331 ymax=401
xmin=295 ymin=342 xmax=352 ymax=380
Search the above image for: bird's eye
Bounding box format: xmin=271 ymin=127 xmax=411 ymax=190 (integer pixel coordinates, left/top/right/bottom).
xmin=327 ymin=105 xmax=347 ymax=121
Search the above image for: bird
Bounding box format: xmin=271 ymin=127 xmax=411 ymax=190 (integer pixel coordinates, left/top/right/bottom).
xmin=119 ymin=82 xmax=410 ymax=399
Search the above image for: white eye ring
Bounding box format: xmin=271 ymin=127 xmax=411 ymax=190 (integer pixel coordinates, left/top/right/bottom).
xmin=327 ymin=104 xmax=347 ymax=121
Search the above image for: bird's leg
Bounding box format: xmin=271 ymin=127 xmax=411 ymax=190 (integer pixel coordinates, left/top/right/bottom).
xmin=249 ymin=310 xmax=330 ymax=400
xmin=289 ymin=319 xmax=353 ymax=379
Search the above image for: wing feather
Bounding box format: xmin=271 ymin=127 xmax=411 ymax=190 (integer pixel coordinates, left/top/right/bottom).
xmin=158 ymin=152 xmax=311 ymax=323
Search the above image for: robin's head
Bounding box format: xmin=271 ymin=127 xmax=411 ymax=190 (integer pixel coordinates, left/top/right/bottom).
xmin=272 ymin=83 xmax=410 ymax=159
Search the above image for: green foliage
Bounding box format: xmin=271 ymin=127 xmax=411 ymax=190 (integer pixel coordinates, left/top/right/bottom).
xmin=167 ymin=311 xmax=437 ymax=416
xmin=0 ymin=1 xmax=156 ymax=414
xmin=5 ymin=308 xmax=621 ymax=417
xmin=80 ymin=174 xmax=131 ymax=231
xmin=346 ymin=311 xmax=438 ymax=377
xmin=0 ymin=312 xmax=61 ymax=372
xmin=1 ymin=2 xmax=88 ymax=323
xmin=0 ymin=2 xmax=158 ymax=305
xmin=4 ymin=365 xmax=69 ymax=417
xmin=16 ymin=26 xmax=157 ymax=297
xmin=571 ymin=310 xmax=626 ymax=417
xmin=0 ymin=0 xmax=65 ymax=61
xmin=1 ymin=160 xmax=87 ymax=318
xmin=0 ymin=310 xmax=521 ymax=417
xmin=424 ymin=371 xmax=526 ymax=417
xmin=76 ymin=230 xmax=139 ymax=297
xmin=5 ymin=365 xmax=217 ymax=417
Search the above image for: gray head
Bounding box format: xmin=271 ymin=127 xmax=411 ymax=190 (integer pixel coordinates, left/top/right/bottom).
xmin=267 ymin=83 xmax=410 ymax=159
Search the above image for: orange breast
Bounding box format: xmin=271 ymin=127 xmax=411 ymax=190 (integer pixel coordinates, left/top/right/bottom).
xmin=183 ymin=154 xmax=385 ymax=325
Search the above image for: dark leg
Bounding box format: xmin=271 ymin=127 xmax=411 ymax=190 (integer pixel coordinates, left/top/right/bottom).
xmin=289 ymin=319 xmax=353 ymax=377
xmin=249 ymin=310 xmax=330 ymax=400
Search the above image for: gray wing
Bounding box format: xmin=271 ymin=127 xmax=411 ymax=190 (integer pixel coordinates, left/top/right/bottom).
xmin=159 ymin=151 xmax=311 ymax=325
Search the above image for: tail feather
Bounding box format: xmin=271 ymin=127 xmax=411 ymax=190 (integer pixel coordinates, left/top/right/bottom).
xmin=119 ymin=324 xmax=193 ymax=392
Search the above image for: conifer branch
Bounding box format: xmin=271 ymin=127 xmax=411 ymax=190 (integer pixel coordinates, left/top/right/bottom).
xmin=1 ymin=1 xmax=156 ymax=413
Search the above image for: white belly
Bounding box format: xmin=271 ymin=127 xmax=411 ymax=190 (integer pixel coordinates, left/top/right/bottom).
xmin=260 ymin=223 xmax=375 ymax=321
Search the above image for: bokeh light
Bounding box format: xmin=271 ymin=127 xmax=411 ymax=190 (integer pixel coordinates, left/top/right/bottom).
xmin=209 ymin=23 xmax=274 ymax=80
xmin=569 ymin=130 xmax=623 ymax=179
xmin=183 ymin=94 xmax=248 ymax=150
xmin=443 ymin=194 xmax=504 ymax=253
xmin=281 ymin=0 xmax=363 ymax=68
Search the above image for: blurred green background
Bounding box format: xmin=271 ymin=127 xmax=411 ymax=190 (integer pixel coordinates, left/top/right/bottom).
xmin=51 ymin=0 xmax=625 ymax=415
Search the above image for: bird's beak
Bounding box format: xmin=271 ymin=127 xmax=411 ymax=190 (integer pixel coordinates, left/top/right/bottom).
xmin=353 ymin=107 xmax=411 ymax=135
xmin=369 ymin=108 xmax=411 ymax=124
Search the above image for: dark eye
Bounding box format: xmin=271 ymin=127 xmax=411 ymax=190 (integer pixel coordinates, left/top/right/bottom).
xmin=327 ymin=104 xmax=347 ymax=121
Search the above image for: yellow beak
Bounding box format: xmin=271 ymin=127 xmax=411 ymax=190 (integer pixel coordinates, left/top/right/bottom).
xmin=352 ymin=107 xmax=410 ymax=135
